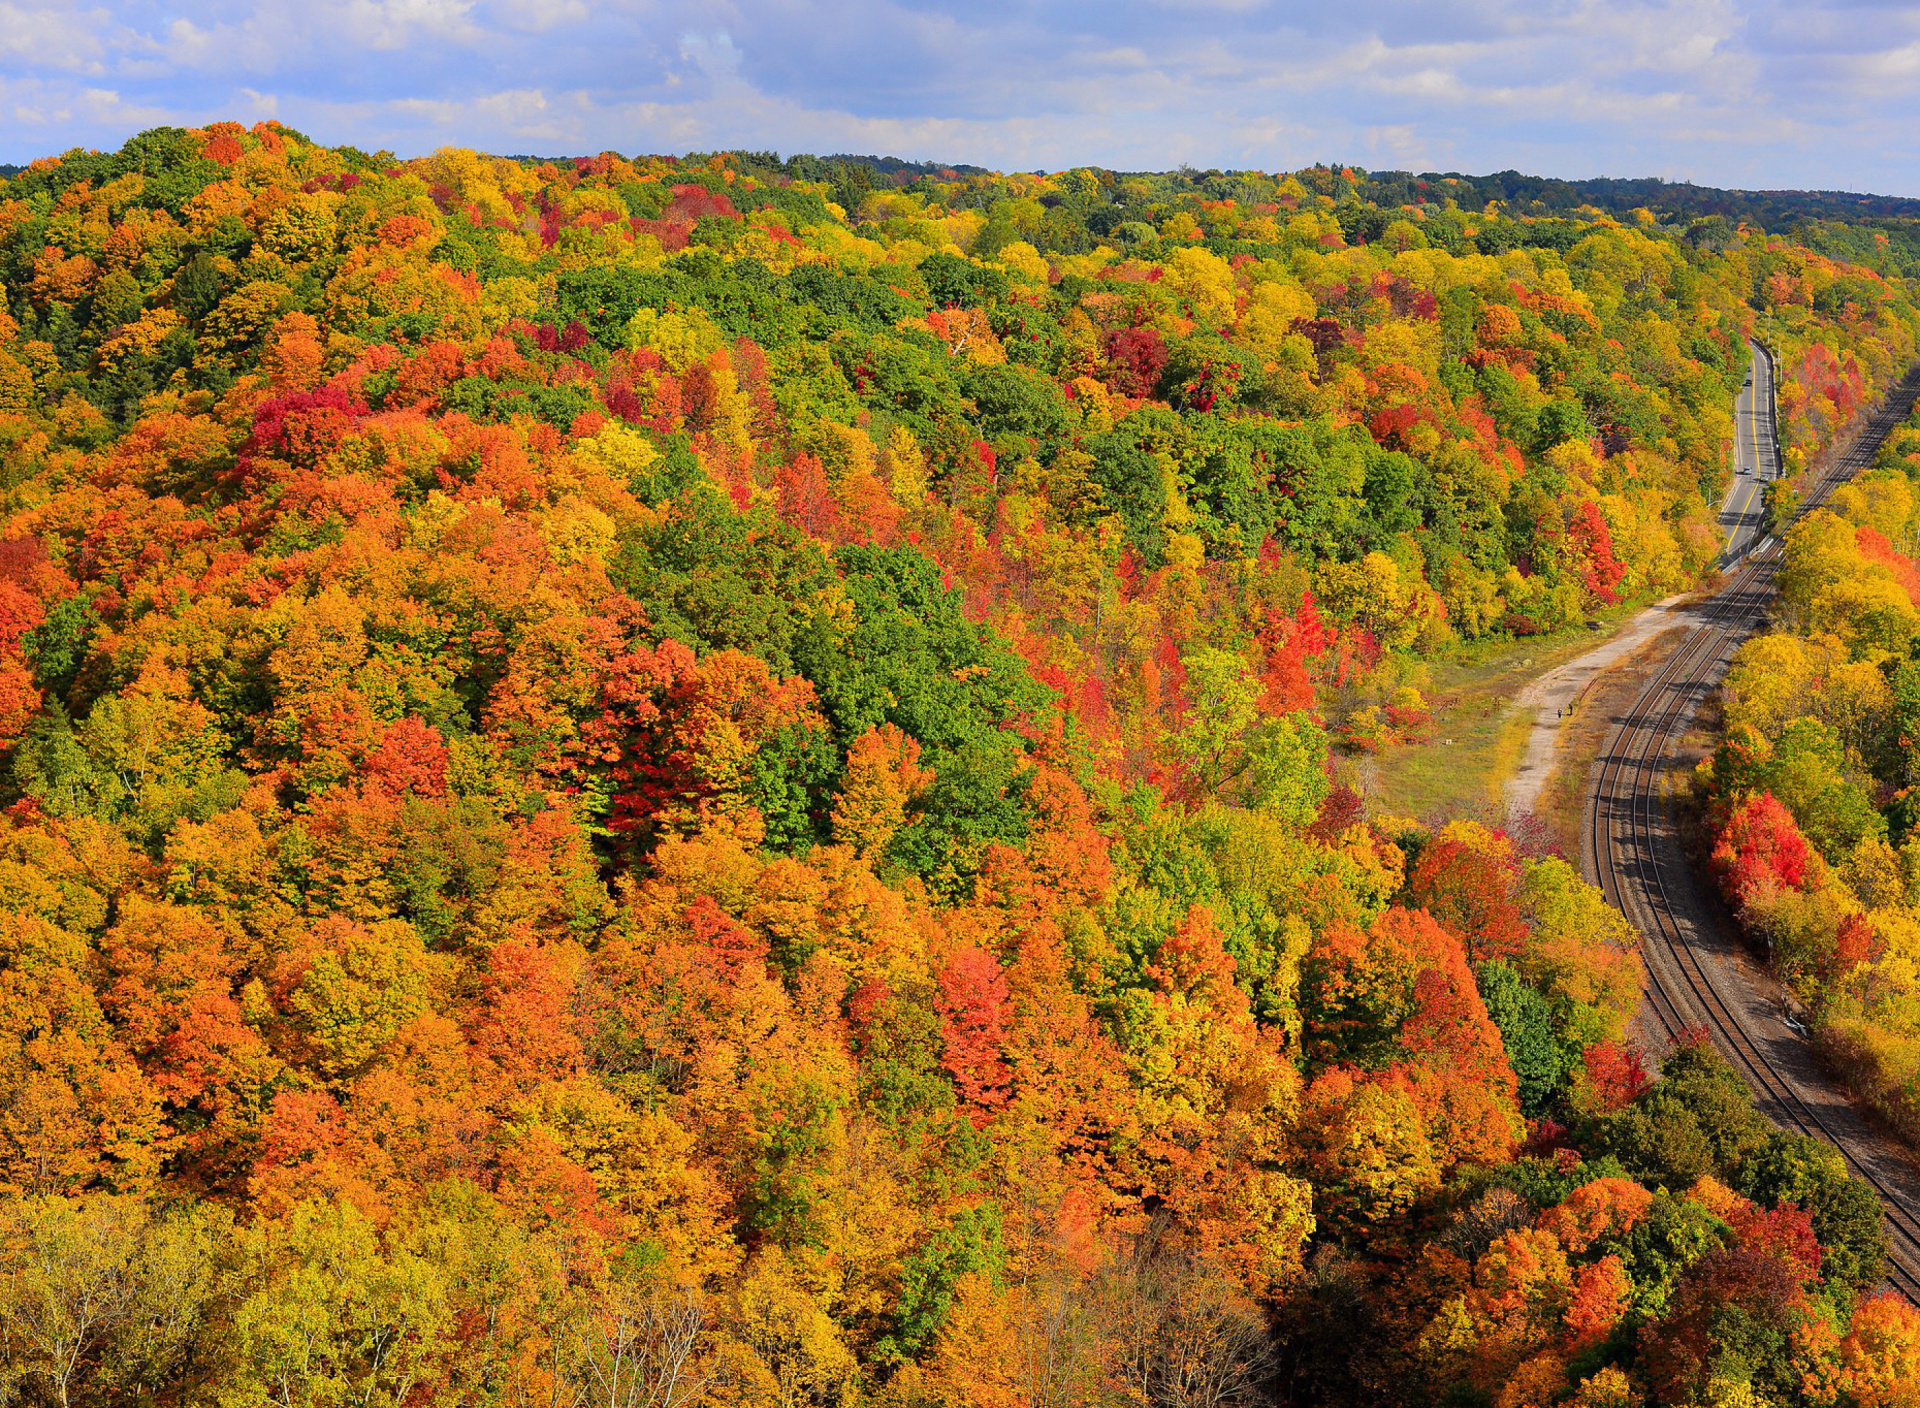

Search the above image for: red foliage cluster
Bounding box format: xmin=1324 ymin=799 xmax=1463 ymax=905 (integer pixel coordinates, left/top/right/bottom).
xmin=935 ymin=945 xmax=1014 ymax=1123
xmin=1712 ymin=791 xmax=1815 ymax=907
xmin=1568 ymin=1040 xmax=1653 ymax=1117
xmin=1566 ymin=499 xmax=1626 ymax=605
xmin=1857 ymin=524 xmax=1920 ymax=606
xmin=1404 ymin=833 xmax=1528 ymax=963
xmin=1102 ymin=326 xmax=1169 ymax=398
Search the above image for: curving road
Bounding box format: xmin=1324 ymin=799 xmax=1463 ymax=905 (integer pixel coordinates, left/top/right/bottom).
xmin=1581 ymin=340 xmax=1920 ymax=1299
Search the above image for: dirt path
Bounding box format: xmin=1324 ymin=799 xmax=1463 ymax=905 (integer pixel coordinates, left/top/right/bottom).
xmin=1502 ymin=593 xmax=1706 ymax=816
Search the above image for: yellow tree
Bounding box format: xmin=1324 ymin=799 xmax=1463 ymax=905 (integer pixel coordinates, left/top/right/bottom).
xmin=830 ymin=725 xmax=930 ymax=859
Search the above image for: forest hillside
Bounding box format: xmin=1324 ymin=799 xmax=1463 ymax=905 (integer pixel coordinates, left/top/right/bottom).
xmin=1 ymin=124 xmax=1919 ymax=1406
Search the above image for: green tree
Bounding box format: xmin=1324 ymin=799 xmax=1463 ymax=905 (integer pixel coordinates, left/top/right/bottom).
xmin=794 ymin=544 xmax=1048 ymax=887
xmin=1736 ymin=1130 xmax=1889 ymax=1291
xmin=1475 ymin=960 xmax=1563 ymax=1114
xmin=1614 ymin=1192 xmax=1731 ymax=1321
xmin=1598 ymin=1042 xmax=1772 ymax=1187
xmin=879 ymin=1204 xmax=1004 ymax=1362
xmin=1171 ymin=646 xmax=1329 ymax=825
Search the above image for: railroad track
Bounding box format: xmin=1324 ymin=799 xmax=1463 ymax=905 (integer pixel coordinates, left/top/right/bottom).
xmin=1581 ymin=350 xmax=1920 ymax=1300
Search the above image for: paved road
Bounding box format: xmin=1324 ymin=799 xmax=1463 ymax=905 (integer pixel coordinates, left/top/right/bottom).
xmin=1583 ymin=345 xmax=1920 ymax=1299
xmin=1718 ymin=341 xmax=1779 ymax=561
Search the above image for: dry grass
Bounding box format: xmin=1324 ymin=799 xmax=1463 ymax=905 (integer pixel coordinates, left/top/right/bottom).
xmin=1350 ymin=610 xmax=1644 ymax=828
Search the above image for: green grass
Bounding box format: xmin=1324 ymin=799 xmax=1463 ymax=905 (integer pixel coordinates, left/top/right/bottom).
xmin=1343 ymin=604 xmax=1647 ymax=825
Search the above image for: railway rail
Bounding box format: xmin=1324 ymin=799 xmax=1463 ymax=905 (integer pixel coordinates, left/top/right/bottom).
xmin=1581 ymin=351 xmax=1920 ymax=1299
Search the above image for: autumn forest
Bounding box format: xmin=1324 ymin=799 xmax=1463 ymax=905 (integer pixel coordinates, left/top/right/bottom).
xmin=5 ymin=123 xmax=1920 ymax=1407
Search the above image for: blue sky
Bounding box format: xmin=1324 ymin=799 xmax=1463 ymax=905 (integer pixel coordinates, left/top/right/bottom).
xmin=5 ymin=0 xmax=1920 ymax=192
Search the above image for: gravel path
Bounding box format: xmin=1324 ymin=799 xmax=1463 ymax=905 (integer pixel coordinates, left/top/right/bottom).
xmin=1502 ymin=594 xmax=1701 ymax=816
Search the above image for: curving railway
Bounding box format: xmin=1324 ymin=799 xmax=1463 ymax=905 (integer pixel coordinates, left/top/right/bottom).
xmin=1581 ymin=342 xmax=1920 ymax=1299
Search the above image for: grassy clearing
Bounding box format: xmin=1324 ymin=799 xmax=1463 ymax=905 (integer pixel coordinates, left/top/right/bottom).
xmin=1341 ymin=606 xmax=1647 ymax=827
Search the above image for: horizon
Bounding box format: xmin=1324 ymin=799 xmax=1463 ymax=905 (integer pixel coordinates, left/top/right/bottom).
xmin=8 ymin=0 xmax=1920 ymax=198
xmin=9 ymin=132 xmax=1920 ymax=211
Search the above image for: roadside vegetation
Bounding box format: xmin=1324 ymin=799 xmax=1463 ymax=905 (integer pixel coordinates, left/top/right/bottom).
xmin=1704 ymin=396 xmax=1920 ymax=1149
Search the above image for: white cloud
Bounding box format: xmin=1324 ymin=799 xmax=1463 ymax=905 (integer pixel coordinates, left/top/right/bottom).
xmin=342 ymin=0 xmax=482 ymax=49
xmin=0 ymin=2 xmax=112 ymax=72
xmin=1823 ymin=38 xmax=1920 ymax=93
xmin=151 ymin=14 xmax=281 ymax=74
xmin=1 ymin=76 xmax=169 ymax=132
xmin=493 ymin=0 xmax=590 ymax=30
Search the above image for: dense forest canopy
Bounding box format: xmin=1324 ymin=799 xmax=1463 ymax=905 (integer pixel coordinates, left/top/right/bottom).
xmin=1 ymin=122 xmax=1920 ymax=1406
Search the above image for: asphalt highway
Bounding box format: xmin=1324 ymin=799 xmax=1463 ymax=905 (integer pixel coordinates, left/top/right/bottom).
xmin=1718 ymin=341 xmax=1778 ymax=561
xmin=1582 ymin=342 xmax=1920 ymax=1300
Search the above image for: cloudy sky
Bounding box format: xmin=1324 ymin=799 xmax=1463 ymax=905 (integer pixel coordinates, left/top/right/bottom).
xmin=5 ymin=0 xmax=1920 ymax=192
